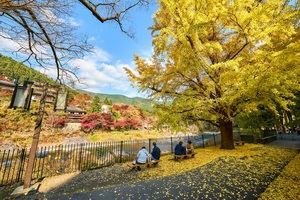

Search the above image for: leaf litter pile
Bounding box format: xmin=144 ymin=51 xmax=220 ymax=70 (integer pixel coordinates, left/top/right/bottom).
xmin=16 ymin=144 xmax=298 ymax=200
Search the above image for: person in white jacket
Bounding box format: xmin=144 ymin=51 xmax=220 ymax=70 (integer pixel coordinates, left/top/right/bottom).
xmin=133 ymin=146 xmax=151 ymax=165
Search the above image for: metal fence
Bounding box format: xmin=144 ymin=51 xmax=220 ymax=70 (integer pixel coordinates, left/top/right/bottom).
xmin=277 ymin=134 xmax=300 ymax=141
xmin=0 ymin=134 xmax=221 ymax=186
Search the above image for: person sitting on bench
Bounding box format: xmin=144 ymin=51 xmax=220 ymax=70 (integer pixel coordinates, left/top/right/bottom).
xmin=133 ymin=146 xmax=151 ymax=165
xmin=186 ymin=140 xmax=195 ymax=155
xmin=151 ymin=142 xmax=161 ymax=163
xmin=174 ymin=141 xmax=186 ymax=156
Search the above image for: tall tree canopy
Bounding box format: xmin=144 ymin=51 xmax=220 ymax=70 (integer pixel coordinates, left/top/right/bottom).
xmin=126 ymin=0 xmax=300 ymax=149
xmin=0 ymin=0 xmax=149 ymax=82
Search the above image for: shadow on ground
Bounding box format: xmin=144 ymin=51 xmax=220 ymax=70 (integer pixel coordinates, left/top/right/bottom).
xmin=8 ymin=146 xmax=298 ymax=200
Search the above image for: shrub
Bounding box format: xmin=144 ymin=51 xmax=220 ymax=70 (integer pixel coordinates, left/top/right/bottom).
xmin=111 ymin=108 xmax=121 ymax=120
xmin=80 ymin=113 xmax=101 ymax=132
xmin=52 ymin=118 xmax=66 ymax=128
xmin=68 ymin=93 xmax=92 ymax=110
xmin=114 ymin=118 xmax=142 ymax=130
xmin=112 ymin=103 xmax=145 ymax=120
xmin=112 ymin=104 xmax=129 ymax=111
xmin=81 ymin=113 xmax=114 ymax=132
xmin=46 ymin=115 xmax=66 ymax=128
xmin=126 ymin=118 xmax=142 ymax=130
xmin=0 ymin=88 xmax=12 ymax=97
xmin=114 ymin=119 xmax=127 ymax=130
xmin=46 ymin=112 xmax=67 ymax=129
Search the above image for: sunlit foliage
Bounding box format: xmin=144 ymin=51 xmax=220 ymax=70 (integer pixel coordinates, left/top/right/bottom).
xmin=126 ymin=0 xmax=300 ymax=149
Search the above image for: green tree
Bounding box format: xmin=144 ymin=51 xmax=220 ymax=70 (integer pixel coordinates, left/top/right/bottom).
xmin=236 ymin=106 xmax=278 ymax=132
xmin=104 ymin=97 xmax=113 ymax=105
xmin=126 ymin=0 xmax=300 ymax=149
xmin=89 ymin=96 xmax=103 ymax=113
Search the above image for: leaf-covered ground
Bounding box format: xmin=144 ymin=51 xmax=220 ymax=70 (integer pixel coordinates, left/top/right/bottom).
xmin=258 ymin=153 xmax=300 ymax=200
xmin=10 ymin=144 xmax=298 ymax=200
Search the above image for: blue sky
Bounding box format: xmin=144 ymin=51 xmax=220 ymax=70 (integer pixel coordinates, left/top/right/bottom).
xmin=73 ymin=2 xmax=157 ymax=63
xmin=0 ymin=2 xmax=157 ymax=98
xmin=2 ymin=1 xmax=297 ymax=98
xmin=68 ymin=2 xmax=157 ymax=97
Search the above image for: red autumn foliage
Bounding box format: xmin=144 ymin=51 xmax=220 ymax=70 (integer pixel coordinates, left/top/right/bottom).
xmin=0 ymin=76 xmax=13 ymax=97
xmin=113 ymin=119 xmax=127 ymax=130
xmin=46 ymin=116 xmax=66 ymax=128
xmin=52 ymin=118 xmax=66 ymax=128
xmin=0 ymin=88 xmax=12 ymax=97
xmin=80 ymin=103 xmax=152 ymax=132
xmin=112 ymin=104 xmax=129 ymax=111
xmin=112 ymin=103 xmax=145 ymax=120
xmin=114 ymin=118 xmax=142 ymax=130
xmin=0 ymin=76 xmax=10 ymax=81
xmin=126 ymin=118 xmax=142 ymax=129
xmin=68 ymin=93 xmax=92 ymax=110
xmin=81 ymin=113 xmax=114 ymax=132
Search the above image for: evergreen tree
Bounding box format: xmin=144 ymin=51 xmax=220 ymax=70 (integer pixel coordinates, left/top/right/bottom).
xmin=89 ymin=96 xmax=102 ymax=113
xmin=104 ymin=97 xmax=112 ymax=105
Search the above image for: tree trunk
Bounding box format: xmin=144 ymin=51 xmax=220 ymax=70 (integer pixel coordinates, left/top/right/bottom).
xmin=23 ymin=85 xmax=47 ymax=189
xmin=220 ymin=119 xmax=234 ymax=149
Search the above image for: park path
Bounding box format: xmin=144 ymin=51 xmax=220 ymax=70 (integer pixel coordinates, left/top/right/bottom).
xmin=268 ymin=139 xmax=300 ymax=150
xmin=269 ymin=134 xmax=300 ymax=150
xmin=15 ymin=146 xmax=298 ymax=200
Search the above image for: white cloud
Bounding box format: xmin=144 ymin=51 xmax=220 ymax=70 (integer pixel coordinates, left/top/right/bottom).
xmin=70 ymin=48 xmax=144 ymax=97
xmin=0 ymin=34 xmax=144 ymax=98
xmin=39 ymin=67 xmax=56 ymax=79
xmin=0 ymin=37 xmax=20 ymax=51
xmin=139 ymin=47 xmax=154 ymax=65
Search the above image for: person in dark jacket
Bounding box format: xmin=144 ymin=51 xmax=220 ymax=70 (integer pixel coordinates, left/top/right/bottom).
xmin=174 ymin=141 xmax=186 ymax=155
xmin=151 ymin=142 xmax=161 ymax=161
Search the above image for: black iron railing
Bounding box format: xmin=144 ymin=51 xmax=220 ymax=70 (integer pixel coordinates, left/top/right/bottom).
xmin=0 ymin=134 xmax=221 ymax=186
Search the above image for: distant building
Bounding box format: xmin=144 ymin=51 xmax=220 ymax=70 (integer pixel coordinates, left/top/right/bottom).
xmin=101 ymin=105 xmax=111 ymax=113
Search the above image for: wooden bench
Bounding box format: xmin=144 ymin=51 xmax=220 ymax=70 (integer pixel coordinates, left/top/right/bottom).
xmin=174 ymin=153 xmax=196 ymax=161
xmin=130 ymin=160 xmax=159 ymax=171
xmin=235 ymin=141 xmax=245 ymax=146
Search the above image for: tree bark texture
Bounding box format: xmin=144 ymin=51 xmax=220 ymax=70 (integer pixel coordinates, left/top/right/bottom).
xmin=220 ymin=119 xmax=235 ymax=149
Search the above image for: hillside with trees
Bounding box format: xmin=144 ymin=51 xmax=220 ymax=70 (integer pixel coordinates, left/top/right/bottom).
xmin=80 ymin=90 xmax=153 ymax=112
xmin=0 ymin=54 xmax=56 ymax=84
xmin=0 ymin=54 xmax=152 ymax=111
xmin=0 ymin=55 xmax=154 ymax=148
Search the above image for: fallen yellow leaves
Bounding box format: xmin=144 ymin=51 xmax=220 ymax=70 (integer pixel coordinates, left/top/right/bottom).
xmin=24 ymin=143 xmax=298 ymax=199
xmin=258 ymin=153 xmax=300 ymax=200
xmin=121 ymin=144 xmax=295 ymax=180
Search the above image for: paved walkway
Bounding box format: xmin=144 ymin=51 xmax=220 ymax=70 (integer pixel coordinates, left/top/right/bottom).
xmin=15 ymin=147 xmax=298 ymax=200
xmin=269 ymin=140 xmax=300 ymax=150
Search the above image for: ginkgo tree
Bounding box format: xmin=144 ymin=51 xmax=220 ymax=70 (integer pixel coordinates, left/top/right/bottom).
xmin=126 ymin=0 xmax=300 ymax=149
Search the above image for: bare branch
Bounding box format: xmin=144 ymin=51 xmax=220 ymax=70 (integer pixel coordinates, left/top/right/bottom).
xmin=78 ymin=0 xmax=150 ymax=38
xmin=0 ymin=0 xmax=149 ymax=84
